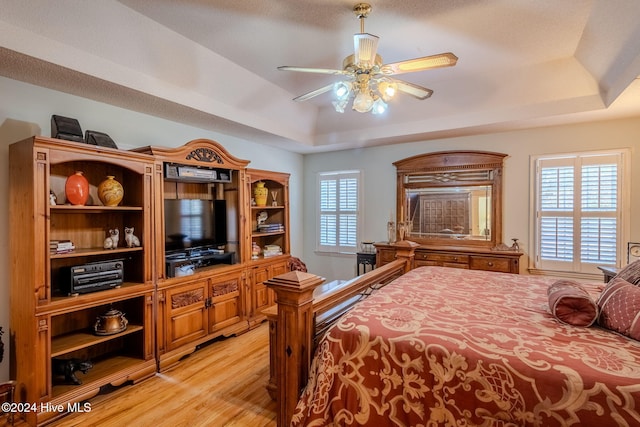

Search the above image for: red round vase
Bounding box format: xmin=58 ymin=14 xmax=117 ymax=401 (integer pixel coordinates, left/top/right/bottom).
xmin=65 ymin=171 xmax=90 ymax=205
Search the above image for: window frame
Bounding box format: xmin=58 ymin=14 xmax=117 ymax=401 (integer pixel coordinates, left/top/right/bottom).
xmin=316 ymin=170 xmax=362 ymax=255
xmin=529 ymin=149 xmax=630 ymax=276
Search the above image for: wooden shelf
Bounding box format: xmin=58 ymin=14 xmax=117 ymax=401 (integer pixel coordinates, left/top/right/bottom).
xmin=45 ymin=282 xmax=150 ymax=311
xmin=252 ymin=231 xmax=285 ymax=237
xmin=251 ymin=205 xmax=284 ymax=210
xmin=51 ymin=355 xmax=149 ymax=398
xmin=50 ymin=205 xmax=143 ymax=212
xmin=50 ymin=246 xmax=143 ymax=259
xmin=51 ymin=324 xmax=144 ymax=357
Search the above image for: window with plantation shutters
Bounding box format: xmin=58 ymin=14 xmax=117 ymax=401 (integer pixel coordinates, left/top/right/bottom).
xmin=317 ymin=171 xmax=361 ymax=253
xmin=532 ymin=150 xmax=628 ymax=275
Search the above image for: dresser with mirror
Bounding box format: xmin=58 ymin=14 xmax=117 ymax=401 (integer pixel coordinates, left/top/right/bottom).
xmin=376 ymin=151 xmax=522 ymax=273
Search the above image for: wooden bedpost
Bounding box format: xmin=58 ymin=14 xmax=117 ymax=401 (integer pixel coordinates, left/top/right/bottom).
xmin=393 ymin=240 xmax=420 ymax=272
xmin=265 ymin=271 xmax=325 ymax=427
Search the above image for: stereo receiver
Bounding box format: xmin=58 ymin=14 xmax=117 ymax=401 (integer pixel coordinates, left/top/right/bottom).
xmin=64 ymin=259 xmax=124 ymax=295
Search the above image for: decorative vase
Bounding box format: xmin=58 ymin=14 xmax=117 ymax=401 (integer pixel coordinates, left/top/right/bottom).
xmin=254 ymin=181 xmax=268 ymax=207
xmin=65 ymin=171 xmax=90 ymax=205
xmin=98 ymin=176 xmax=124 ymax=206
xmin=94 ymin=308 xmax=128 ymax=336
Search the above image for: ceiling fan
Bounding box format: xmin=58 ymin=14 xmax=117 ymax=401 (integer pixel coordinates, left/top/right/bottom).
xmin=278 ymin=2 xmax=458 ymax=114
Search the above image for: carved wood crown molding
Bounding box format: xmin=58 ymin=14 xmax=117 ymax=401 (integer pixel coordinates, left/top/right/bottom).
xmin=399 ymin=162 xmax=504 ymax=174
xmin=133 ymin=138 xmax=250 ymax=169
xmin=405 ymin=169 xmax=494 ymax=184
xmin=185 ymin=147 xmax=224 ymax=164
xmin=394 ymin=151 xmax=507 ymax=174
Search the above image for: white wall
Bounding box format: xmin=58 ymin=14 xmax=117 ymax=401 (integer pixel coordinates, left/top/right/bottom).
xmin=0 ymin=76 xmax=304 ymax=381
xmin=303 ymin=118 xmax=640 ymax=282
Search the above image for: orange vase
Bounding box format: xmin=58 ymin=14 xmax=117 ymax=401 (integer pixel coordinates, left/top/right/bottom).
xmin=65 ymin=171 xmax=90 ymax=205
xmin=98 ymin=176 xmax=124 ymax=206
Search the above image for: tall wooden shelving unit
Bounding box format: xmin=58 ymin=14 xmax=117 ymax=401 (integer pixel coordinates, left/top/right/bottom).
xmin=245 ymin=169 xmax=291 ymax=327
xmin=9 ymin=137 xmax=156 ymax=426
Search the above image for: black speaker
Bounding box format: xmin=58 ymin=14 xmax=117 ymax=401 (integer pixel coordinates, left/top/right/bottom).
xmin=51 ymin=115 xmax=84 ymax=142
xmin=85 ymin=130 xmax=118 ymax=149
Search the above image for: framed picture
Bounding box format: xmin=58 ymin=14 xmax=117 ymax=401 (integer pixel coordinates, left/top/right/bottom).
xmin=628 ymin=242 xmax=640 ymax=264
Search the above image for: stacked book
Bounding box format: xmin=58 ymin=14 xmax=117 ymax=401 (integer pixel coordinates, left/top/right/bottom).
xmin=257 ymin=223 xmax=284 ymax=233
xmin=50 ymin=239 xmax=75 ymax=254
xmin=263 ymin=245 xmax=282 ymax=258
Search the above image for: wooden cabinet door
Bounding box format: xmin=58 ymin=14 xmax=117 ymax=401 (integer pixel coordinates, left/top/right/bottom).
xmin=164 ymin=280 xmax=208 ymax=351
xmin=249 ymin=259 xmax=289 ymax=325
xmin=209 ymin=274 xmax=242 ymax=332
xmin=251 ymin=265 xmax=271 ymax=318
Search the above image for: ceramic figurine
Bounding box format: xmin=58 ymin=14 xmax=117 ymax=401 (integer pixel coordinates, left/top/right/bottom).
xmin=103 ymin=228 xmax=120 ymax=249
xmin=52 ymin=358 xmax=93 ymax=385
xmin=124 ymin=227 xmax=141 ymax=248
xmin=257 ymin=211 xmax=268 ymax=226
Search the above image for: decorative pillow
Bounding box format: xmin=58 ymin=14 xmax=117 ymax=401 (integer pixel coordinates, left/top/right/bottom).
xmin=547 ymin=279 xmax=598 ymax=327
xmin=597 ymin=277 xmax=640 ymax=340
xmin=611 ymin=259 xmax=640 ymax=286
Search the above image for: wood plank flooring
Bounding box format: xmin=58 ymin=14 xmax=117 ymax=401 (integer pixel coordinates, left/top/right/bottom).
xmin=16 ymin=323 xmax=276 ymax=427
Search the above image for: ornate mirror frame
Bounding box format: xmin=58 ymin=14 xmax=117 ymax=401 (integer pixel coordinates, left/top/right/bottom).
xmin=394 ymin=151 xmax=507 ymax=249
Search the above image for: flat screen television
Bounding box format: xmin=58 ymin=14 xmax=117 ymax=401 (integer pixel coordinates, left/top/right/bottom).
xmin=164 ymin=199 xmax=227 ymax=252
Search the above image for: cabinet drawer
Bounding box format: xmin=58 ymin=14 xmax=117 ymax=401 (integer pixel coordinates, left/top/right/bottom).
xmin=470 ymin=256 xmax=511 ymax=273
xmin=416 ymin=252 xmax=469 ymax=264
xmin=415 ymin=259 xmax=468 ymax=269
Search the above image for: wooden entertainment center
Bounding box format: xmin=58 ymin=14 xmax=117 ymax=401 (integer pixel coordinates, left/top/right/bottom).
xmin=9 ymin=137 xmax=290 ymax=425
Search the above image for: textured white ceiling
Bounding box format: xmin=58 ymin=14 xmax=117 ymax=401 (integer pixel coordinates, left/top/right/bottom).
xmin=1 ymin=0 xmax=639 ymax=153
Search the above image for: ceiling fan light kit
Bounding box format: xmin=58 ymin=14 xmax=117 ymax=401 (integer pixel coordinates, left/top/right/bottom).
xmin=278 ymin=3 xmax=458 ymax=115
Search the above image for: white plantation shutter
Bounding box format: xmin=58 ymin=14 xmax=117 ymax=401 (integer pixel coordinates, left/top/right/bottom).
xmin=318 ymin=171 xmax=361 ymax=253
xmin=580 ymin=162 xmax=618 ymax=265
xmin=534 ymin=152 xmax=626 ymax=274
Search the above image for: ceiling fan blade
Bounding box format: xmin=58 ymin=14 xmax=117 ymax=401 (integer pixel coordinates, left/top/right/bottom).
xmin=393 ymin=79 xmax=433 ymax=100
xmin=292 ymin=83 xmax=335 ymax=102
xmin=380 ymin=52 xmax=458 ymax=75
xmin=278 ymin=66 xmax=349 ymax=76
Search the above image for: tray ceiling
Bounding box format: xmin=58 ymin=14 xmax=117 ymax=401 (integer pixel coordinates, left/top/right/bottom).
xmin=1 ymin=0 xmax=639 ymax=153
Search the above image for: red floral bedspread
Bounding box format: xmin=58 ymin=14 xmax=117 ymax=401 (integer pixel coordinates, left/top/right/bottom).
xmin=292 ymin=267 xmax=640 ymax=426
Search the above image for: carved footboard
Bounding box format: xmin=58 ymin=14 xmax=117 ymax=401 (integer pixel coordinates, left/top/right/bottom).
xmin=264 ymin=241 xmax=418 ymax=427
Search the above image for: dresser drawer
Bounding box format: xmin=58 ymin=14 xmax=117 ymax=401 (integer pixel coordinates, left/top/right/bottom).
xmin=469 ymin=256 xmax=512 ymax=273
xmin=415 ymin=259 xmax=469 ymax=269
xmin=416 ymin=252 xmax=469 ymax=264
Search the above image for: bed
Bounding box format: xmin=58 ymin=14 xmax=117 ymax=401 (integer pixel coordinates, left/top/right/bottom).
xmin=266 ymin=246 xmax=640 ymax=427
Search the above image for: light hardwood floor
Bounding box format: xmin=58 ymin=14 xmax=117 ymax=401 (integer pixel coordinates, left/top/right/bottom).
xmin=12 ymin=323 xmax=276 ymax=427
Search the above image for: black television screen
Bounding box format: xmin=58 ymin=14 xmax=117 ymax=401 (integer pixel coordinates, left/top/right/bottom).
xmin=164 ymin=199 xmax=227 ymax=251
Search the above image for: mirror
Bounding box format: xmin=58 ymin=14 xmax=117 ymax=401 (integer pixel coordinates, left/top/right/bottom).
xmin=405 ymin=185 xmax=492 ymax=241
xmin=394 ymin=151 xmax=507 ymax=248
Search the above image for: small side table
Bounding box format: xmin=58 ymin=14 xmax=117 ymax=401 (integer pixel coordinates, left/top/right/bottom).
xmin=598 ymin=266 xmax=620 ymax=283
xmin=357 ymin=252 xmax=376 ymax=275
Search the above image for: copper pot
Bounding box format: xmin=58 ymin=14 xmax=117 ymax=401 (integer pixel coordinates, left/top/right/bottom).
xmin=94 ymin=308 xmax=128 ymax=336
